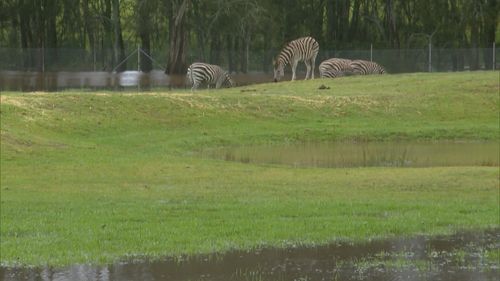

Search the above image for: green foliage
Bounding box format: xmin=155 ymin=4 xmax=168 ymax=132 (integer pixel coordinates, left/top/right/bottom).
xmin=0 ymin=0 xmax=498 ymax=71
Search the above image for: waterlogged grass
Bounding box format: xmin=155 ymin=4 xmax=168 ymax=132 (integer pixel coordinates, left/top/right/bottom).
xmin=0 ymin=72 xmax=499 ymax=266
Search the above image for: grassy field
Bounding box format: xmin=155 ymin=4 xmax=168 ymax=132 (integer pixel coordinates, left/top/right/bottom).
xmin=0 ymin=71 xmax=499 ymax=267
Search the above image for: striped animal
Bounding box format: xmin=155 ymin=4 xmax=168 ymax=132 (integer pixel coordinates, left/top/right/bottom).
xmin=187 ymin=62 xmax=234 ymax=90
xmin=273 ymin=36 xmax=319 ymax=82
xmin=319 ymin=58 xmax=353 ymax=78
xmin=350 ymin=60 xmax=386 ymax=75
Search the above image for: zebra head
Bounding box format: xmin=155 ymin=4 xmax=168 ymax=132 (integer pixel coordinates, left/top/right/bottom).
xmin=225 ymin=73 xmax=235 ymax=88
xmin=273 ymin=58 xmax=284 ymax=82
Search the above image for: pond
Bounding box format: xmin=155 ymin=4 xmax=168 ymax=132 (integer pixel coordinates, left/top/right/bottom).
xmin=199 ymin=141 xmax=499 ymax=168
xmin=1 ymin=229 xmax=498 ymax=281
xmin=0 ymin=70 xmax=276 ymax=91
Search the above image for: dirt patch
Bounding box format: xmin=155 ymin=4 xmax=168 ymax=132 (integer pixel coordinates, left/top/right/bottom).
xmin=0 ymin=95 xmax=29 ymax=108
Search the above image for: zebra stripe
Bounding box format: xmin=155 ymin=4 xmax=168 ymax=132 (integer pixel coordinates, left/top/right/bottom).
xmin=350 ymin=60 xmax=386 ymax=75
xmin=273 ymin=36 xmax=319 ymax=81
xmin=187 ymin=63 xmax=234 ymax=91
xmin=319 ymin=58 xmax=353 ymax=78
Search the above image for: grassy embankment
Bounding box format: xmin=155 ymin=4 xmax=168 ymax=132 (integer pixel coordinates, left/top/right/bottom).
xmin=0 ymin=71 xmax=498 ymax=266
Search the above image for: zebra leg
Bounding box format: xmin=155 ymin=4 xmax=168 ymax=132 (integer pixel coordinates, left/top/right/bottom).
xmin=191 ymin=82 xmax=199 ymax=91
xmin=291 ymin=60 xmax=298 ymax=81
xmin=311 ymin=55 xmax=317 ymax=79
xmin=305 ymin=61 xmax=311 ymax=80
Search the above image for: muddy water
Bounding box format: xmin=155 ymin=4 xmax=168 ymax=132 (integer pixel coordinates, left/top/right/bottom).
xmin=1 ymin=229 xmax=499 ymax=281
xmin=200 ymin=141 xmax=499 ymax=168
xmin=0 ymin=71 xmax=278 ymax=91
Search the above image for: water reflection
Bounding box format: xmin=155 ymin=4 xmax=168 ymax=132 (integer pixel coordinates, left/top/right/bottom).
xmin=200 ymin=141 xmax=499 ymax=168
xmin=0 ymin=71 xmax=277 ymax=91
xmin=1 ymin=229 xmax=498 ymax=281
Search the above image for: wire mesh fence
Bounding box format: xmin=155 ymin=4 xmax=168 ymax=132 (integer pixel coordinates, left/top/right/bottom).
xmin=0 ymin=46 xmax=498 ymax=91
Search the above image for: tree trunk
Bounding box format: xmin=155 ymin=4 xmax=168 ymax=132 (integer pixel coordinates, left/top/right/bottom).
xmin=226 ymin=35 xmax=234 ymax=73
xmin=102 ymin=0 xmax=114 ymax=71
xmin=137 ymin=0 xmax=152 ymax=72
xmin=165 ymin=0 xmax=189 ymax=75
xmin=83 ymin=0 xmax=95 ymax=69
xmin=19 ymin=0 xmax=34 ymax=69
xmin=192 ymin=0 xmax=206 ymax=61
xmin=112 ymin=0 xmax=126 ymax=72
xmin=209 ymin=34 xmax=221 ymax=65
xmin=45 ymin=0 xmax=58 ymax=68
xmin=482 ymin=0 xmax=497 ymax=69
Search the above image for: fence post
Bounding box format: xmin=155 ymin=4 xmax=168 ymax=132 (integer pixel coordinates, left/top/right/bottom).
xmin=370 ymin=44 xmax=373 ymax=61
xmin=137 ymin=45 xmax=140 ymax=92
xmin=493 ymin=42 xmax=496 ymax=71
xmin=137 ymin=45 xmax=140 ymax=72
xmin=428 ymin=42 xmax=432 ymax=72
xmin=42 ymin=45 xmax=45 ymax=73
xmin=93 ymin=40 xmax=97 ymax=72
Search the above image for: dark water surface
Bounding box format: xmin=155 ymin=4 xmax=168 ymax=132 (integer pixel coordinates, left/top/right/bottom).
xmin=200 ymin=141 xmax=499 ymax=168
xmin=1 ymin=229 xmax=499 ymax=281
xmin=0 ymin=71 xmax=276 ymax=91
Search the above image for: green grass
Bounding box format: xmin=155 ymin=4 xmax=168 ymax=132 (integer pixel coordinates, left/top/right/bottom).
xmin=1 ymin=71 xmax=499 ymax=266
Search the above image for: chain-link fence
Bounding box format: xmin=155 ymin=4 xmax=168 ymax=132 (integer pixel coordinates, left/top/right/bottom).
xmin=0 ymin=46 xmax=498 ymax=91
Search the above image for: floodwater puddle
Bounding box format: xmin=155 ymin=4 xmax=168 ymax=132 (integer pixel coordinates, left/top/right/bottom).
xmin=0 ymin=70 xmax=276 ymax=91
xmin=1 ymin=229 xmax=499 ymax=281
xmin=199 ymin=141 xmax=499 ymax=168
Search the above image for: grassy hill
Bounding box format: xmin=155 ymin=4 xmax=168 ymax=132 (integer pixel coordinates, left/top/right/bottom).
xmin=1 ymin=71 xmax=498 ymax=266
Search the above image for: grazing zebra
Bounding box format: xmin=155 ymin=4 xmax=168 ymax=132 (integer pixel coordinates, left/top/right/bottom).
xmin=319 ymin=58 xmax=353 ymax=78
xmin=273 ymin=36 xmax=319 ymax=82
xmin=350 ymin=60 xmax=386 ymax=75
xmin=187 ymin=62 xmax=234 ymax=91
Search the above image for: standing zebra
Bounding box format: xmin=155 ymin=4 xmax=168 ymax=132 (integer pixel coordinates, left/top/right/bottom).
xmin=273 ymin=36 xmax=319 ymax=82
xmin=350 ymin=60 xmax=386 ymax=75
xmin=187 ymin=62 xmax=234 ymax=91
xmin=319 ymin=58 xmax=353 ymax=78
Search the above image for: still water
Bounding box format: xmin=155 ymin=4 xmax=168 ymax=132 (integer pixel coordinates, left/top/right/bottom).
xmin=0 ymin=70 xmax=275 ymax=91
xmin=200 ymin=141 xmax=499 ymax=168
xmin=1 ymin=229 xmax=498 ymax=281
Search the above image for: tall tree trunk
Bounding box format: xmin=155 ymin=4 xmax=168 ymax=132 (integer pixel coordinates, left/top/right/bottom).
xmin=384 ymin=0 xmax=399 ymax=48
xmin=137 ymin=0 xmax=152 ymax=72
xmin=349 ymin=0 xmax=361 ymax=43
xmin=102 ymin=0 xmax=114 ymax=71
xmin=226 ymin=35 xmax=234 ymax=73
xmin=165 ymin=0 xmax=189 ymax=75
xmin=34 ymin=1 xmax=44 ymax=71
xmin=482 ymin=0 xmax=497 ymax=69
xmin=192 ymin=0 xmax=206 ymax=61
xmin=209 ymin=34 xmax=221 ymax=65
xmin=45 ymin=0 xmax=58 ymax=68
xmin=326 ymin=0 xmax=335 ymax=49
xmin=19 ymin=0 xmax=34 ymax=69
xmin=112 ymin=0 xmax=126 ymax=72
xmin=82 ymin=0 xmax=95 ymax=69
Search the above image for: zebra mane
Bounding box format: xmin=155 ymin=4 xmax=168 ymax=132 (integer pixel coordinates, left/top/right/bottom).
xmin=275 ymin=41 xmax=294 ymax=67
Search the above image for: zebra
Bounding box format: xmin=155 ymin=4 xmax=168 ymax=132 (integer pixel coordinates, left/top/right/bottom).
xmin=187 ymin=62 xmax=234 ymax=91
xmin=273 ymin=36 xmax=319 ymax=82
xmin=319 ymin=58 xmax=353 ymax=78
xmin=350 ymin=60 xmax=386 ymax=75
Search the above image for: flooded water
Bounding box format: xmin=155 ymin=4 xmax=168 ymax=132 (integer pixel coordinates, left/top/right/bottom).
xmin=0 ymin=71 xmax=276 ymax=91
xmin=200 ymin=141 xmax=499 ymax=168
xmin=1 ymin=229 xmax=498 ymax=281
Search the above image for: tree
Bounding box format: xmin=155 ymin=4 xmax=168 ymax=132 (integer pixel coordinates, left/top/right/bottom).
xmin=112 ymin=0 xmax=126 ymax=72
xmin=165 ymin=0 xmax=190 ymax=75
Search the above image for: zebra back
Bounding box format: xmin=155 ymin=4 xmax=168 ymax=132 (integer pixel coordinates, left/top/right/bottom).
xmin=274 ymin=36 xmax=319 ymax=68
xmin=350 ymin=60 xmax=386 ymax=75
xmin=187 ymin=63 xmax=234 ymax=90
xmin=319 ymin=58 xmax=353 ymax=78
